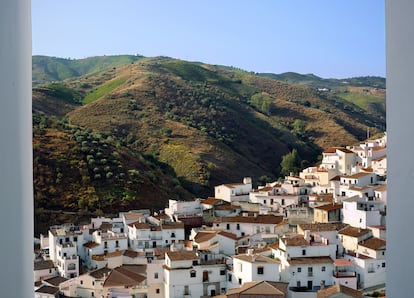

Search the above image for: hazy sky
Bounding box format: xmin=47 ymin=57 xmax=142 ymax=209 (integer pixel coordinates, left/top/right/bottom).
xmin=32 ymin=0 xmax=385 ymax=79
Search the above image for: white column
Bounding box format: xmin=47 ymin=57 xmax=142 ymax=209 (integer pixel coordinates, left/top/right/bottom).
xmin=0 ymin=0 xmax=33 ymax=297
xmin=387 ymin=0 xmax=414 ymax=297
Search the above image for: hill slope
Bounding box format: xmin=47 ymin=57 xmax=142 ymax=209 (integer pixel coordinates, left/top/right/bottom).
xmin=32 ymin=55 xmax=386 ymax=234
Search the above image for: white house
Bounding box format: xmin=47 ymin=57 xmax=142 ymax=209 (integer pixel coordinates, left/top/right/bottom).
xmin=34 ymin=260 xmax=58 ymax=282
xmin=332 ymin=258 xmax=358 ymax=290
xmin=82 ymin=229 xmax=128 ymax=270
xmin=338 ymin=227 xmax=372 ymax=254
xmin=191 ymin=229 xmax=237 ymax=256
xmin=163 ymin=250 xmax=227 ymax=298
xmin=230 ymin=250 xmax=281 ymax=289
xmin=165 ymin=199 xmax=203 ymax=218
xmin=213 ymin=214 xmax=286 ymax=238
xmin=342 ymin=197 xmax=383 ymax=229
xmin=297 ymin=223 xmax=349 ymax=257
xmin=128 ymin=220 xmax=185 ymax=253
xmin=215 ymin=177 xmax=252 ymax=203
xmin=319 ymin=147 xmax=356 ymax=176
xmin=270 ymin=234 xmax=336 ymax=293
xmin=74 ymin=265 xmax=147 ymax=298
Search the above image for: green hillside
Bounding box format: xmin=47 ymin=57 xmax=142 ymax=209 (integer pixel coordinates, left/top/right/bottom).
xmin=32 ymin=55 xmax=386 ymax=234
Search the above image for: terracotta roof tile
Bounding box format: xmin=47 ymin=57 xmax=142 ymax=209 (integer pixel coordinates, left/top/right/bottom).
xmin=43 ymin=276 xmax=68 ymax=286
xmin=103 ymin=266 xmax=146 ymax=288
xmin=216 ymin=214 xmax=284 ymax=224
xmin=298 ymin=223 xmax=349 ymax=232
xmin=34 ymin=260 xmax=55 ymax=271
xmin=288 ymin=256 xmax=333 ymax=265
xmin=83 ymin=241 xmax=99 ymax=248
xmin=339 ymin=226 xmax=371 ymax=238
xmin=34 ymin=285 xmax=59 ymax=295
xmin=315 ymin=203 xmax=343 ymax=211
xmin=358 ymin=237 xmax=386 ymax=250
xmin=234 ymin=254 xmax=280 ymax=264
xmin=166 ymin=250 xmax=198 ymax=261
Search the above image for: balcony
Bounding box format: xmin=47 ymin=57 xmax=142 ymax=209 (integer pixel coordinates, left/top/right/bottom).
xmin=333 ymin=271 xmax=356 ymax=278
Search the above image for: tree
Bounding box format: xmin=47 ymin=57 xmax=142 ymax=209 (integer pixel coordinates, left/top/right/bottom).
xmin=292 ymin=119 xmax=306 ymax=137
xmin=280 ymin=149 xmax=301 ymax=177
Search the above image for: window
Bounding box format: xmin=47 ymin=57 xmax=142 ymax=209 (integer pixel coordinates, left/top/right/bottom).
xmin=73 ymin=236 xmax=77 ymax=242
xmin=190 ymin=270 xmax=196 ymax=278
xmin=156 ymin=288 xmax=160 ymax=294
xmin=171 ymin=232 xmax=175 ymax=238
xmin=165 ymin=240 xmax=168 ymax=244
xmin=382 ymin=262 xmax=386 ymax=268
xmin=220 ymin=269 xmax=225 ymax=275
xmin=92 ymin=281 xmax=95 ymax=286
xmin=65 ymin=237 xmax=69 ymax=243
xmin=236 ymin=223 xmax=240 ymax=230
xmin=91 ymin=292 xmax=94 ymax=297
xmin=264 ymin=199 xmax=267 ymax=204
xmin=104 ymin=241 xmax=108 ymax=248
xmin=80 ymin=280 xmax=83 ymax=285
xmin=239 ymin=263 xmax=242 ymax=272
xmin=184 ymin=285 xmax=189 ymax=295
xmin=302 ymin=249 xmax=306 ymax=256
xmin=308 ymin=267 xmax=313 ymax=277
xmin=298 ymin=267 xmax=301 ymax=273
xmin=154 ymin=272 xmax=158 ymax=279
xmin=115 ymin=240 xmax=119 ymax=247
xmin=238 ymin=278 xmax=242 ymax=285
xmin=322 ymin=266 xmax=326 ymax=272
xmin=192 ymin=260 xmax=198 ymax=266
xmin=226 ymin=224 xmax=230 ymax=230
xmin=297 ymin=281 xmax=301 ymax=287
xmin=257 ymin=266 xmax=264 ymax=275
xmin=228 ymin=274 xmax=232 ymax=282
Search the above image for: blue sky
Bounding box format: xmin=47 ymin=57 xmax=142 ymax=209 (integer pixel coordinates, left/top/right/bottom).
xmin=32 ymin=0 xmax=385 ymax=79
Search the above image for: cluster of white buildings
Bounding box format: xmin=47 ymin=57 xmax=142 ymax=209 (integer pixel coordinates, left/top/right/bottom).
xmin=34 ymin=133 xmax=387 ymax=298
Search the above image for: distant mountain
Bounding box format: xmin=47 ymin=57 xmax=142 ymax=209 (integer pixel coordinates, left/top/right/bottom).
xmin=258 ymin=72 xmax=385 ymax=89
xmin=32 ymin=55 xmax=386 ymax=234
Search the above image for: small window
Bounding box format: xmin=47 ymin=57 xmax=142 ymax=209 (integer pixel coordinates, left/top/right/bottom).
xmin=382 ymin=262 xmax=386 ymax=268
xmin=156 ymin=288 xmax=160 ymax=294
xmin=302 ymin=249 xmax=306 ymax=256
xmin=192 ymin=260 xmax=198 ymax=266
xmin=298 ymin=267 xmax=301 ymax=272
xmin=65 ymin=237 xmax=69 ymax=243
xmin=228 ymin=274 xmax=232 ymax=282
xmin=190 ymin=270 xmax=196 ymax=278
xmin=73 ymin=236 xmax=77 ymax=242
xmin=171 ymin=232 xmax=176 ymax=238
xmin=238 ymin=278 xmax=242 ymax=285
xmin=257 ymin=266 xmax=264 ymax=275
xmin=220 ymin=269 xmax=225 ymax=275
xmin=154 ymin=272 xmax=158 ymax=279
xmin=80 ymin=280 xmax=83 ymax=285
xmin=322 ymin=266 xmax=326 ymax=272
xmin=236 ymin=224 xmax=240 ymax=230
xmin=297 ymin=281 xmax=301 ymax=287
xmin=226 ymin=224 xmax=230 ymax=230
xmin=91 ymin=292 xmax=94 ymax=297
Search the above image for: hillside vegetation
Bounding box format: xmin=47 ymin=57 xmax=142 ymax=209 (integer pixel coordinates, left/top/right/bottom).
xmin=32 ymin=55 xmax=386 ymax=234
